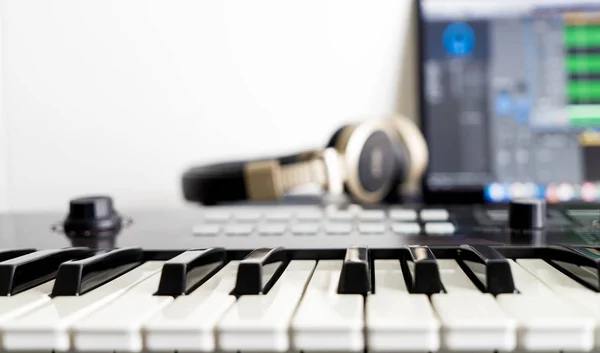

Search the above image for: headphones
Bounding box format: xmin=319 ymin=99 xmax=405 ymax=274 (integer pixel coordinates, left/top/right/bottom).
xmin=181 ymin=115 xmax=428 ymax=205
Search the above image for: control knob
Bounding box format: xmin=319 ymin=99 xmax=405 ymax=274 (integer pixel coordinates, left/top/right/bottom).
xmin=52 ymin=195 xmax=132 ymax=250
xmin=508 ymin=198 xmax=546 ymax=230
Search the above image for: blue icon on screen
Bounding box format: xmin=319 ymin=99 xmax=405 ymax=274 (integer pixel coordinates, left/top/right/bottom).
xmin=514 ymin=97 xmax=530 ymax=125
xmin=494 ymin=91 xmax=512 ymax=117
xmin=443 ymin=22 xmax=475 ymax=56
xmin=484 ymin=183 xmax=506 ymax=202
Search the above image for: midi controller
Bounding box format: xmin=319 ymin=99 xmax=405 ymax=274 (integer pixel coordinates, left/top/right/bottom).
xmin=0 ymin=195 xmax=598 ymax=352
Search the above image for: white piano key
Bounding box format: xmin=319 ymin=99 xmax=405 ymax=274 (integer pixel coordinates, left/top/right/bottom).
xmin=143 ymin=261 xmax=240 ymax=352
xmin=366 ymin=260 xmax=440 ymax=352
xmin=291 ymin=260 xmax=364 ymax=352
xmin=515 ymin=258 xmax=600 ymax=349
xmin=0 ymin=261 xmax=164 ymax=351
xmin=516 ymin=258 xmax=598 ymax=302
xmin=0 ymin=280 xmax=54 ymax=323
xmin=431 ymin=259 xmax=516 ymax=351
xmin=70 ymin=270 xmax=174 ymax=352
xmin=217 ymin=260 xmax=316 ymax=352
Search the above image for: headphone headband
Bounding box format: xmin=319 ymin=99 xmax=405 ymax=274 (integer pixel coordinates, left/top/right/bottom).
xmin=182 ymin=116 xmax=428 ymax=205
xmin=243 ymin=148 xmax=343 ymax=201
xmin=181 ymin=148 xmax=343 ymax=205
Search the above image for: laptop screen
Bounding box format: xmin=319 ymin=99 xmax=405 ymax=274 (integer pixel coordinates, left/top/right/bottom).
xmin=418 ymin=0 xmax=600 ymax=204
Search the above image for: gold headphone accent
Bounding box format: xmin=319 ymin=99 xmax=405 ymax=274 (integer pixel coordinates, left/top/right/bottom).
xmin=242 ymin=148 xmax=343 ymax=201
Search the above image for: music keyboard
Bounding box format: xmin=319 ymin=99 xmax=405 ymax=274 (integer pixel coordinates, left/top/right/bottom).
xmin=0 ymin=245 xmax=597 ymax=352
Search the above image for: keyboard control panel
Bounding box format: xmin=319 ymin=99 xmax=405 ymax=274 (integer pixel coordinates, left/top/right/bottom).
xmin=0 ymin=195 xmax=596 ymax=352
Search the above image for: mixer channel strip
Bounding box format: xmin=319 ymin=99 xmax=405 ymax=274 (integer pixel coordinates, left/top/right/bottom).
xmin=0 ymin=245 xmax=599 ymax=351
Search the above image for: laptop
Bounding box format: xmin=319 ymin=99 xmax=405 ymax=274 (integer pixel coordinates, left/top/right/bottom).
xmin=418 ymin=0 xmax=600 ymax=206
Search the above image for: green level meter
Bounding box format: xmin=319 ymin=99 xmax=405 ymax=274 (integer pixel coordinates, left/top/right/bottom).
xmin=567 ymin=55 xmax=600 ymax=72
xmin=568 ymin=81 xmax=600 ymax=100
xmin=568 ymin=105 xmax=600 ymax=126
xmin=565 ymin=26 xmax=600 ymax=47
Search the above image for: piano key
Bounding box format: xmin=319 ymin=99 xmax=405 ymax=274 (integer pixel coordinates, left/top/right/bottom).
xmin=291 ymin=260 xmax=364 ymax=352
xmin=217 ymin=260 xmax=316 ymax=352
xmin=457 ymin=244 xmax=516 ymax=294
xmin=70 ymin=270 xmax=174 ymax=352
xmin=517 ymin=258 xmax=600 ymax=349
xmin=154 ymin=248 xmax=226 ymax=297
xmin=338 ymin=246 xmax=372 ymax=295
xmin=51 ymin=247 xmax=144 ymax=296
xmin=0 ymin=247 xmax=93 ymax=296
xmin=366 ymin=260 xmax=440 ymax=352
xmin=404 ymin=246 xmax=444 ymax=294
xmin=495 ymin=260 xmax=596 ymax=352
xmin=517 ymin=258 xmax=597 ymax=302
xmin=0 ymin=249 xmax=36 ymax=262
xmin=545 ymin=245 xmax=600 ymax=291
xmin=0 ymin=261 xmax=164 ymax=351
xmin=0 ymin=280 xmax=55 ymax=324
xmin=142 ymin=261 xmax=239 ymax=352
xmin=233 ymin=247 xmax=287 ymax=295
xmin=430 ymin=260 xmax=516 ymax=351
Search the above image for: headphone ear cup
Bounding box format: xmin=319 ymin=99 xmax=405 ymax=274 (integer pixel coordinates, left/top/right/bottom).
xmin=331 ymin=120 xmax=400 ymax=204
xmin=326 ymin=124 xmax=356 ymax=196
xmin=326 ymin=124 xmax=351 ymax=149
xmin=380 ymin=133 xmax=411 ymax=202
xmin=383 ymin=116 xmax=429 ymax=200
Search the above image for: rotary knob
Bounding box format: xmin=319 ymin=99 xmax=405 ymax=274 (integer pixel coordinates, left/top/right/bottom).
xmin=508 ymin=198 xmax=546 ymax=230
xmin=52 ymin=196 xmax=132 ymax=251
xmin=63 ymin=195 xmax=125 ymax=238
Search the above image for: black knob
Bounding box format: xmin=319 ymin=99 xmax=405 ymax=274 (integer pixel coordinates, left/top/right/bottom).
xmin=63 ymin=196 xmax=123 ymax=239
xmin=509 ymin=198 xmax=546 ymax=230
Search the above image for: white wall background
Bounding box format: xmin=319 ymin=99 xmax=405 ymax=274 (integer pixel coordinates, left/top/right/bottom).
xmin=0 ymin=0 xmax=418 ymax=212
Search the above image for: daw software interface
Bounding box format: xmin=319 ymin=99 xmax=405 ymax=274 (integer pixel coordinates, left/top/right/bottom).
xmin=420 ymin=0 xmax=600 ymax=203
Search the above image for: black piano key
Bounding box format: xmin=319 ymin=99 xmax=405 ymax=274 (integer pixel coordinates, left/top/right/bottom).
xmin=155 ymin=248 xmax=226 ymax=297
xmin=0 ymin=247 xmax=93 ymax=296
xmin=233 ymin=247 xmax=287 ymax=295
xmin=402 ymin=246 xmax=444 ymax=294
xmin=545 ymin=245 xmax=600 ymax=291
xmin=51 ymin=247 xmax=144 ymax=297
xmin=457 ymin=244 xmax=516 ymax=295
xmin=338 ymin=246 xmax=372 ymax=295
xmin=0 ymin=249 xmax=36 ymax=262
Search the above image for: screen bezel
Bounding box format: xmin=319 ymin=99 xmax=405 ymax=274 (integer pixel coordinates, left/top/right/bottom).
xmin=416 ymin=1 xmax=487 ymax=205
